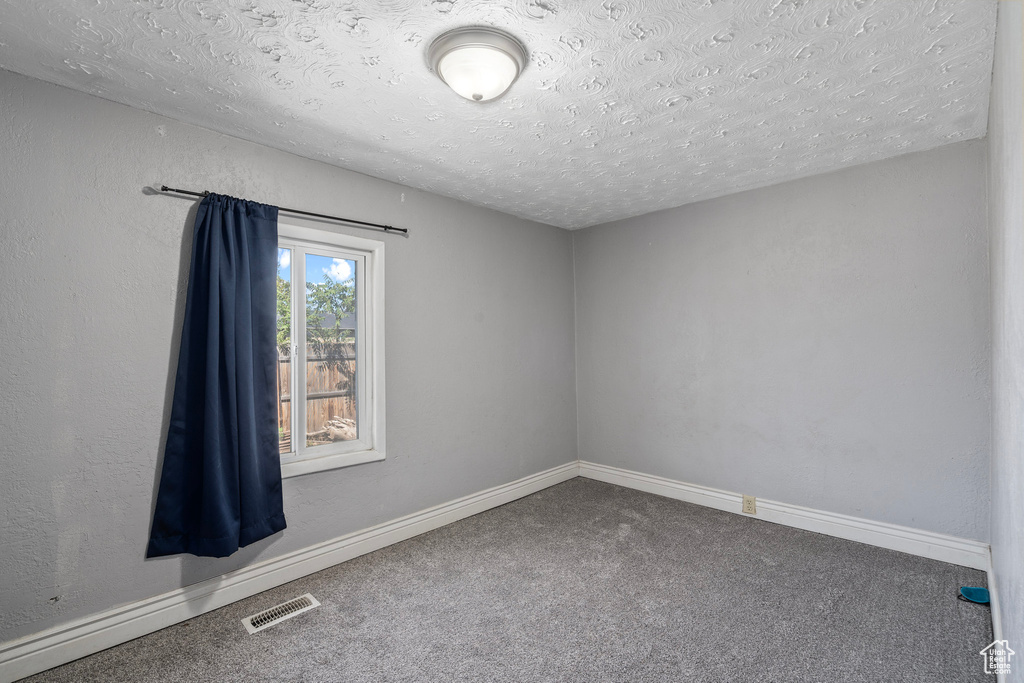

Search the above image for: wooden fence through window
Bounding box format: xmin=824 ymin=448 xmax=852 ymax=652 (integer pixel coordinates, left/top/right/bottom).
xmin=276 ymin=346 xmax=356 ymax=453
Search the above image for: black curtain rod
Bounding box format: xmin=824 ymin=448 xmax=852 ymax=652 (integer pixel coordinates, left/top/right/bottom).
xmin=158 ymin=185 xmax=408 ymax=236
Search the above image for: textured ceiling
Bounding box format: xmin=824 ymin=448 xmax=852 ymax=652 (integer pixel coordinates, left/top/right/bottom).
xmin=0 ymin=0 xmax=997 ymax=229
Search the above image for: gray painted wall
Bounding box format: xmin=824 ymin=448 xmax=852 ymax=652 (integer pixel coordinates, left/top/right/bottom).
xmin=0 ymin=57 xmax=1003 ymax=653
xmin=574 ymin=141 xmax=991 ymax=541
xmin=989 ymin=0 xmax=1023 ymax=669
xmin=0 ymin=70 xmax=578 ymax=643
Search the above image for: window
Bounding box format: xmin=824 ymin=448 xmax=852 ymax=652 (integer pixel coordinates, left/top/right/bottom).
xmin=276 ymin=223 xmax=385 ymax=478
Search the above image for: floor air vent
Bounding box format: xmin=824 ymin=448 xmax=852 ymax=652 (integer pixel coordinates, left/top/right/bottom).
xmin=242 ymin=593 xmax=320 ymax=634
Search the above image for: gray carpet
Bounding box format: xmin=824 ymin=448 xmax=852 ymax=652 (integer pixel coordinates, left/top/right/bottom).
xmin=25 ymin=479 xmax=992 ymax=682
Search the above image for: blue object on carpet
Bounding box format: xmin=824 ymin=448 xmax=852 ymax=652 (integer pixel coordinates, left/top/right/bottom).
xmin=959 ymin=586 xmax=990 ymax=604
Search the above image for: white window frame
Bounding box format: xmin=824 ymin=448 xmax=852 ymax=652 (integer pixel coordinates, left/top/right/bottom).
xmin=277 ymin=222 xmax=385 ymax=478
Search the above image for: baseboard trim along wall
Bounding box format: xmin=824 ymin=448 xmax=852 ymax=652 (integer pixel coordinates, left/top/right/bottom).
xmin=578 ymin=461 xmax=990 ymax=571
xmin=1 ymin=459 xmax=992 ymax=681
xmin=0 ymin=461 xmax=579 ymax=683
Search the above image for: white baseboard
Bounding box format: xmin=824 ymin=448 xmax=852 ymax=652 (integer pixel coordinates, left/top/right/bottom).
xmin=578 ymin=461 xmax=990 ymax=571
xmin=0 ymin=461 xmax=579 ymax=683
xmin=1 ymin=459 xmax=993 ymax=682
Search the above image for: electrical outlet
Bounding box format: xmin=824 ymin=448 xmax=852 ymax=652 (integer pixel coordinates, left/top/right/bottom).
xmin=742 ymin=495 xmax=756 ymax=515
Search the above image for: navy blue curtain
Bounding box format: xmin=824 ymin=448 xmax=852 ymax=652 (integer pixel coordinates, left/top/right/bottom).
xmin=148 ymin=194 xmax=287 ymax=558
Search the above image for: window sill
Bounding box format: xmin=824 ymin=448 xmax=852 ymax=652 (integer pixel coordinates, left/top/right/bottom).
xmin=281 ymin=448 xmax=385 ymax=479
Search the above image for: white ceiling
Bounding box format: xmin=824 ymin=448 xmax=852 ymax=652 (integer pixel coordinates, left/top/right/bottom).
xmin=0 ymin=0 xmax=997 ymax=229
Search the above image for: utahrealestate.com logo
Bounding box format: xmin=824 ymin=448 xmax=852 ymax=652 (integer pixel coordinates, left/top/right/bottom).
xmin=980 ymin=640 xmax=1014 ymax=676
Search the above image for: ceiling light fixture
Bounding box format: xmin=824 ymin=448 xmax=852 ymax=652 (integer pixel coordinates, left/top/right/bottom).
xmin=427 ymin=27 xmax=527 ymax=103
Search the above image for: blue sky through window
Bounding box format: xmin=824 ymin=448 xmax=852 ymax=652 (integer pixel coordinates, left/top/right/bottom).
xmin=305 ymin=253 xmax=354 ymax=286
xmin=277 ymin=249 xmax=355 ymax=288
xmin=278 ymin=248 xmax=291 ymax=282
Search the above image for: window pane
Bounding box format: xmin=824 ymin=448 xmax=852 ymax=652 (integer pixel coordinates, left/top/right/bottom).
xmin=305 ymin=253 xmax=357 ymax=447
xmin=277 ymin=248 xmax=292 ymax=454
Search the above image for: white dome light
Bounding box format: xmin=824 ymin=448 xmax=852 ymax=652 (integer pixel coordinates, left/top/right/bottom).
xmin=428 ymin=27 xmax=527 ymax=103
